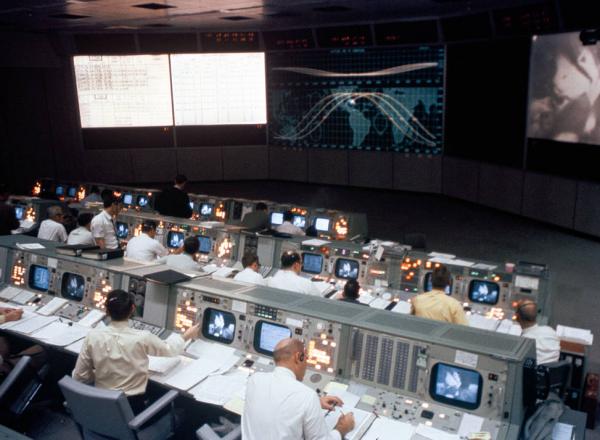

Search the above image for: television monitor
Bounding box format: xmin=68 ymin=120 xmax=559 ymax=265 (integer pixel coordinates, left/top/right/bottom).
xmin=253 ymin=320 xmax=292 ymax=356
xmin=335 ymin=258 xmax=359 ymax=280
xmin=430 ymin=362 xmax=482 ymax=410
xmin=115 ymin=222 xmax=129 ymax=239
xmin=136 ymin=195 xmax=149 ymax=207
xmin=55 ymin=185 xmax=65 ymax=196
xmin=292 ymin=215 xmax=306 ymax=228
xmin=424 ymin=272 xmax=452 ymax=295
xmin=167 ymin=231 xmax=185 ymax=249
xmin=189 ymin=201 xmax=194 ymax=210
xmin=200 ymin=203 xmax=213 ymax=216
xmin=61 ymin=273 xmax=85 ymax=301
xmin=468 ymin=280 xmax=500 ymax=305
xmin=302 ymin=253 xmax=323 ymax=275
xmin=29 ymin=265 xmax=50 ymax=292
xmin=67 ymin=186 xmax=77 ymax=197
xmin=123 ymin=194 xmax=133 ymax=205
xmin=14 ymin=206 xmax=24 ymax=221
xmin=202 ymin=308 xmax=236 ymax=344
xmin=314 ymin=217 xmax=330 ymax=232
xmin=198 ymin=235 xmax=212 ymax=254
xmin=270 ymin=212 xmax=284 ymax=225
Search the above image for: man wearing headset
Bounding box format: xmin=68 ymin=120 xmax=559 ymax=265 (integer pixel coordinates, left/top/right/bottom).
xmin=515 ymin=300 xmax=560 ymax=365
xmin=267 ymin=251 xmax=322 ymax=296
xmin=242 ymin=338 xmax=355 ymax=439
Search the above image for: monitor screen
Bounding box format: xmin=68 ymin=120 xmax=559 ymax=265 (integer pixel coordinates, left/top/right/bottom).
xmin=123 ymin=194 xmax=133 ymax=205
xmin=202 ymin=308 xmax=236 ymax=344
xmin=292 ymin=215 xmax=306 ymax=228
xmin=200 ymin=203 xmax=213 ymax=216
xmin=335 ymin=258 xmax=359 ymax=280
xmin=468 ymin=280 xmax=500 ymax=305
xmin=270 ymin=212 xmax=283 ymax=225
xmin=137 ymin=195 xmax=149 ymax=207
xmin=198 ymin=235 xmax=212 ymax=254
xmin=55 ymin=185 xmax=65 ymax=196
xmin=314 ymin=217 xmax=330 ymax=232
xmin=430 ymin=363 xmax=482 ymax=410
xmin=61 ymin=273 xmax=85 ymax=301
xmin=167 ymin=231 xmax=185 ymax=249
xmin=424 ymin=272 xmax=452 ymax=295
xmin=67 ymin=186 xmax=77 ymax=197
xmin=302 ymin=253 xmax=323 ymax=275
xmin=189 ymin=201 xmax=194 ymax=210
xmin=115 ymin=222 xmax=129 ymax=239
xmin=29 ymin=264 xmax=50 ymax=292
xmin=14 ymin=206 xmax=24 ymax=221
xmin=253 ymin=320 xmax=292 ymax=356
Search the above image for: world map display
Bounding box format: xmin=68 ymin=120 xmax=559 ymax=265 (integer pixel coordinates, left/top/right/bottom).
xmin=267 ymin=46 xmax=445 ymax=154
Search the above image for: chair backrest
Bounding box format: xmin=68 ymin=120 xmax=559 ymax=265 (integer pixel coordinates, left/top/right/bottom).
xmin=0 ymin=356 xmax=41 ymax=415
xmin=58 ymin=376 xmax=137 ymax=440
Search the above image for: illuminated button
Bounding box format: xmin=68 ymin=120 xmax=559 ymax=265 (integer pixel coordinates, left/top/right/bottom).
xmin=315 ymin=365 xmax=322 ymax=370
xmin=322 ymin=340 xmax=329 ymax=346
xmin=327 ymin=368 xmax=334 ymax=373
xmin=405 ymin=399 xmax=413 ymax=404
xmin=330 ymin=342 xmax=337 ymax=348
xmin=425 ymin=421 xmax=433 ymax=427
xmin=421 ymin=403 xmax=429 ymax=408
xmin=439 ymin=414 xmax=446 ymax=419
xmin=320 ymin=333 xmax=327 ymax=339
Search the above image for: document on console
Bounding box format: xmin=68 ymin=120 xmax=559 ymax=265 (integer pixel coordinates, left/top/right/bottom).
xmin=164 ymin=353 xmax=239 ymax=391
xmin=9 ymin=314 xmax=58 ymax=335
xmin=189 ymin=369 xmax=249 ymax=405
xmin=32 ymin=321 xmax=90 ymax=346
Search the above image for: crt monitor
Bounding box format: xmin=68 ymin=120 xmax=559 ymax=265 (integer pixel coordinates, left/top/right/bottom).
xmin=67 ymin=186 xmax=77 ymax=198
xmin=167 ymin=231 xmax=185 ymax=249
xmin=335 ymin=258 xmax=359 ymax=280
xmin=61 ymin=273 xmax=85 ymax=301
xmin=270 ymin=212 xmax=284 ymax=225
xmin=314 ymin=217 xmax=330 ymax=232
xmin=424 ymin=272 xmax=452 ymax=295
xmin=137 ymin=195 xmax=149 ymax=207
xmin=55 ymin=185 xmax=65 ymax=196
xmin=253 ymin=320 xmax=292 ymax=356
xmin=115 ymin=222 xmax=129 ymax=239
xmin=302 ymin=252 xmax=323 ymax=275
xmin=198 ymin=235 xmax=212 ymax=254
xmin=292 ymin=215 xmax=306 ymax=228
xmin=200 ymin=203 xmax=213 ymax=216
xmin=430 ymin=362 xmax=483 ymax=410
xmin=123 ymin=194 xmax=133 ymax=205
xmin=28 ymin=264 xmax=50 ymax=292
xmin=468 ymin=280 xmax=500 ymax=305
xmin=14 ymin=206 xmax=24 ymax=221
xmin=202 ymin=308 xmax=236 ymax=344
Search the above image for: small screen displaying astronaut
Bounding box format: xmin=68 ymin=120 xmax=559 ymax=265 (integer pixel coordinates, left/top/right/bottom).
xmin=468 ymin=280 xmax=500 ymax=305
xmin=424 ymin=272 xmax=452 ymax=295
xmin=137 ymin=195 xmax=149 ymax=207
xmin=203 ymin=308 xmax=236 ymax=344
xmin=116 ymin=222 xmax=129 ymax=239
xmin=200 ymin=203 xmax=213 ymax=216
xmin=167 ymin=231 xmax=184 ymax=249
xmin=335 ymin=258 xmax=359 ymax=280
xmin=528 ymin=32 xmax=600 ymax=146
xmin=61 ymin=273 xmax=85 ymax=301
xmin=14 ymin=206 xmax=24 ymax=221
xmin=430 ymin=363 xmax=482 ymax=410
xmin=292 ymin=215 xmax=306 ymax=228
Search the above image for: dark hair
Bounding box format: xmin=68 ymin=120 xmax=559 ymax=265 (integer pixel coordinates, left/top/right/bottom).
xmin=77 ymin=212 xmax=94 ymax=227
xmin=431 ymin=265 xmax=452 ymax=290
xmin=175 ymin=174 xmax=188 ymax=185
xmin=106 ymin=289 xmax=135 ymax=321
xmin=90 ymin=186 xmax=100 ymax=194
xmin=141 ymin=221 xmax=157 ymax=233
xmin=283 ymin=211 xmax=293 ymax=222
xmin=281 ymin=251 xmax=301 ymax=269
xmin=183 ymin=236 xmax=199 ymax=255
xmin=102 ymin=192 xmax=120 ymax=208
xmin=255 ymin=202 xmax=268 ymax=211
xmin=242 ymin=253 xmax=259 ymax=268
xmin=343 ymin=279 xmax=360 ymax=299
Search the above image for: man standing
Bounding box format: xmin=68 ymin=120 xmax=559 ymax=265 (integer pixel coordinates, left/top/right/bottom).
xmin=91 ymin=193 xmax=122 ymax=249
xmin=241 ymin=202 xmax=270 ymax=231
xmin=155 ymin=175 xmax=193 ymax=219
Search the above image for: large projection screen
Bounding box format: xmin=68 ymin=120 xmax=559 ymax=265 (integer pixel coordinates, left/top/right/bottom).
xmin=74 ymin=55 xmax=173 ymax=128
xmin=171 ymin=52 xmax=267 ymax=125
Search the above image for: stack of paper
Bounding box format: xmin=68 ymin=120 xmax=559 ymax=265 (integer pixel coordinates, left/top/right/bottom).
xmin=77 ymin=309 xmax=106 ymax=327
xmin=0 ymin=310 xmax=37 ymax=330
xmin=37 ymin=297 xmax=68 ymax=316
xmin=10 ymin=315 xmax=58 ymax=335
xmin=12 ymin=290 xmax=36 ymax=305
xmin=323 ymin=407 xmax=375 ymax=440
xmin=391 ymin=301 xmax=412 ymax=314
xmin=551 ymin=422 xmax=574 ymax=440
xmin=468 ymin=314 xmax=500 ymax=332
xmin=189 ymin=369 xmax=249 ymax=405
xmin=185 ymin=339 xmax=236 ymax=359
xmin=414 ymin=423 xmax=461 ymax=440
xmin=0 ymin=286 xmax=24 ymax=300
xmin=148 ymin=356 xmax=181 ymax=374
xmin=496 ymin=319 xmax=522 ymax=336
xmin=32 ymin=321 xmax=89 ymax=346
xmin=369 ymin=298 xmax=391 ymax=310
xmin=361 ymin=418 xmax=416 ymax=440
xmin=458 ymin=413 xmax=485 ymax=437
xmin=164 ymin=354 xmax=238 ymax=391
xmin=557 ymin=325 xmax=594 ymax=345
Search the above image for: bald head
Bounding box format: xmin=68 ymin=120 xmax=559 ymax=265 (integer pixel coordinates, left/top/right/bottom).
xmin=273 ymin=338 xmax=304 ymax=364
xmin=516 ymin=301 xmax=537 ymax=324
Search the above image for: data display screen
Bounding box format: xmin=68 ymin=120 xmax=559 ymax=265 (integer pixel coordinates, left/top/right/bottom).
xmin=61 ymin=273 xmax=85 ymax=301
xmin=468 ymin=280 xmax=500 ymax=305
xmin=430 ymin=363 xmax=482 ymax=410
xmin=68 ymin=187 xmax=77 ymax=197
xmin=424 ymin=272 xmax=452 ymax=295
xmin=202 ymin=308 xmax=236 ymax=344
xmin=167 ymin=231 xmax=184 ymax=249
xmin=198 ymin=236 xmax=212 ymax=254
xmin=116 ymin=222 xmax=129 ymax=239
xmin=270 ymin=212 xmax=284 ymax=225
xmin=314 ymin=217 xmax=330 ymax=232
xmin=292 ymin=215 xmax=306 ymax=228
xmin=171 ymin=53 xmax=266 ymax=126
xmin=335 ymin=258 xmax=359 ymax=280
xmin=137 ymin=195 xmax=149 ymax=207
xmin=200 ymin=203 xmax=213 ymax=216
xmin=253 ymin=320 xmax=292 ymax=356
xmin=74 ymin=55 xmax=174 ymax=128
xmin=55 ymin=186 xmax=65 ymax=196
xmin=123 ymin=194 xmax=133 ymax=205
xmin=14 ymin=206 xmax=24 ymax=221
xmin=302 ymin=253 xmax=324 ymax=275
xmin=29 ymin=265 xmax=50 ymax=292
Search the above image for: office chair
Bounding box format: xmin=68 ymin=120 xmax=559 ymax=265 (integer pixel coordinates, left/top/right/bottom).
xmin=196 ymin=417 xmax=241 ymax=440
xmin=58 ymin=376 xmax=180 ymax=440
xmin=0 ymin=355 xmax=48 ymax=423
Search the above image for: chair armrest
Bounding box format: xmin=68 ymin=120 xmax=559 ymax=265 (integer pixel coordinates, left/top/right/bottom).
xmin=128 ymin=389 xmax=179 ymax=431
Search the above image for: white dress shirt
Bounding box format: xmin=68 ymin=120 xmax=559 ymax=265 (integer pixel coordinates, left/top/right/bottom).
xmin=267 ymin=270 xmax=322 ymax=296
xmin=276 ymin=221 xmax=306 ymax=236
xmin=242 ymin=366 xmax=341 ymax=440
xmin=126 ymin=233 xmax=168 ymax=262
xmin=67 ymin=226 xmax=95 ymax=246
xmin=158 ymin=253 xmax=201 ymax=272
xmin=37 ymin=219 xmax=67 ymax=242
xmin=91 ymin=210 xmax=119 ymax=249
xmin=521 ymin=324 xmax=561 ymax=365
xmin=233 ymin=268 xmax=266 ymax=285
xmin=72 ymin=320 xmax=185 ymax=396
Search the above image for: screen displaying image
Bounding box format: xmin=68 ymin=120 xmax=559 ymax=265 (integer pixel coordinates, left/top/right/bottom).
xmin=115 ymin=222 xmax=129 ymax=239
xmin=468 ymin=280 xmax=500 ymax=305
xmin=67 ymin=187 xmax=77 ymax=197
xmin=189 ymin=201 xmax=194 ymax=210
xmin=198 ymin=235 xmax=212 ymax=254
xmin=314 ymin=217 xmax=330 ymax=232
xmin=302 ymin=253 xmax=323 ymax=275
xmin=200 ymin=203 xmax=213 ymax=216
xmin=55 ymin=186 xmax=65 ymax=196
xmin=123 ymin=194 xmax=133 ymax=205
xmin=292 ymin=215 xmax=306 ymax=228
xmin=254 ymin=321 xmax=292 ymax=356
xmin=167 ymin=231 xmax=185 ymax=249
xmin=202 ymin=308 xmax=236 ymax=344
xmin=14 ymin=206 xmax=24 ymax=221
xmin=61 ymin=273 xmax=85 ymax=301
xmin=430 ymin=363 xmax=482 ymax=410
xmin=29 ymin=265 xmax=50 ymax=292
xmin=424 ymin=272 xmax=452 ymax=295
xmin=270 ymin=212 xmax=284 ymax=225
xmin=335 ymin=258 xmax=359 ymax=280
xmin=137 ymin=195 xmax=149 ymax=207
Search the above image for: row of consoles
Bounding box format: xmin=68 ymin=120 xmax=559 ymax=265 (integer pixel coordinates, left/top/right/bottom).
xmin=0 ymin=235 xmax=539 ymax=439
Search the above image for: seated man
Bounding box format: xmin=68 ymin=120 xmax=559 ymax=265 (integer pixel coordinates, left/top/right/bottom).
xmin=73 ymin=289 xmax=199 ymax=413
xmin=242 ymin=338 xmax=354 ymax=440
xmin=233 ymin=253 xmax=266 ymax=285
xmin=411 ymin=265 xmax=468 ymax=325
xmin=0 ymin=308 xmax=46 ymax=379
xmin=267 ymin=251 xmax=322 ymax=296
xmin=241 ymin=202 xmax=269 ymax=231
xmin=275 ymin=211 xmax=305 ymax=236
xmin=125 ymin=221 xmax=168 ymax=262
xmin=515 ymin=300 xmax=561 ymax=365
xmin=159 ymin=236 xmax=202 ymax=272
xmin=37 ymin=205 xmax=68 ymax=242
xmin=338 ymin=280 xmax=367 ymax=306
xmin=67 ymin=213 xmax=95 ymax=246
